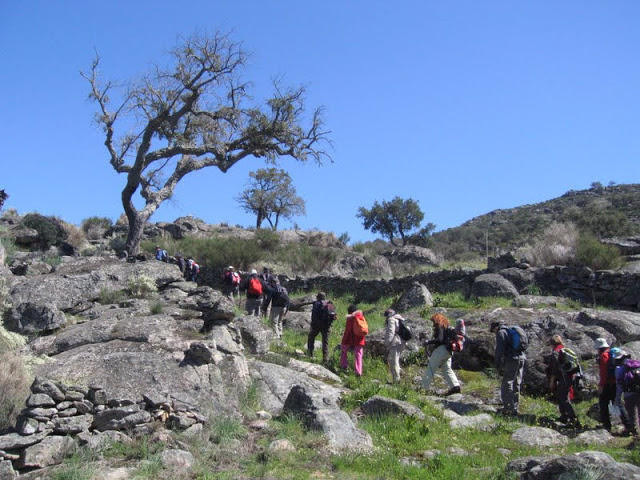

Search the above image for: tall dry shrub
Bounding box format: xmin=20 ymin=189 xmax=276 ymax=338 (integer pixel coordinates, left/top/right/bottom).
xmin=0 ymin=351 xmax=31 ymax=429
xmin=62 ymin=221 xmax=88 ymax=250
xmin=522 ymin=222 xmax=579 ymax=267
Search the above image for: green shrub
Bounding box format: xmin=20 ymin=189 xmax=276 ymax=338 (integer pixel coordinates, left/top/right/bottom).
xmin=98 ymin=288 xmax=127 ymax=305
xmin=81 ymin=216 xmax=113 ymax=233
xmin=254 ymin=229 xmax=281 ymax=251
xmin=0 ymin=236 xmax=17 ymax=265
xmin=0 ymin=351 xmax=31 ymax=430
xmin=150 ymin=302 xmax=163 ymax=315
xmin=575 ymin=234 xmax=623 ymax=270
xmin=279 ymin=244 xmax=338 ymax=274
xmin=127 ymin=274 xmax=157 ymax=298
xmin=22 ymin=213 xmax=68 ymax=249
xmin=142 ymin=237 xmax=263 ymax=273
xmin=81 ymin=216 xmax=113 ymax=241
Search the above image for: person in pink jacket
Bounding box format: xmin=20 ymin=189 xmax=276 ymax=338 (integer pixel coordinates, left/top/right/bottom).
xmin=340 ymin=304 xmax=367 ymax=376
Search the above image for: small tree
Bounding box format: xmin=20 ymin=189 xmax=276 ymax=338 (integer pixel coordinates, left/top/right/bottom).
xmin=0 ymin=190 xmax=7 ymax=210
xmin=83 ymin=32 xmax=329 ymax=255
xmin=237 ymin=168 xmax=305 ymax=230
xmin=357 ymin=196 xmax=425 ymax=246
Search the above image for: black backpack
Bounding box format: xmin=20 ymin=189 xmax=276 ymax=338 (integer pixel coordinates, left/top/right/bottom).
xmin=397 ymin=318 xmax=412 ymax=341
xmin=271 ymin=285 xmax=289 ymax=307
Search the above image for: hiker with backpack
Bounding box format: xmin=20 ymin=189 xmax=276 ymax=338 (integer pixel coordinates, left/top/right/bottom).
xmin=260 ymin=267 xmax=275 ymax=318
xmin=595 ymin=338 xmax=619 ymax=432
xmin=244 ymin=269 xmax=263 ymax=316
xmin=547 ymin=335 xmax=580 ymax=426
xmin=269 ymin=278 xmax=289 ymax=339
xmin=490 ymin=320 xmax=527 ymax=416
xmin=384 ymin=309 xmax=409 ymax=383
xmin=340 ymin=304 xmax=368 ymax=376
xmin=186 ymin=257 xmax=200 ymax=282
xmin=222 ymin=266 xmax=241 ymax=304
xmin=155 ymin=246 xmax=168 ymax=262
xmin=421 ymin=313 xmax=461 ymax=396
xmin=618 ymin=351 xmax=640 ymax=438
xmin=307 ymin=292 xmax=337 ymax=364
xmin=175 ymin=254 xmax=187 ymax=275
xmin=610 ymin=348 xmax=634 ymax=436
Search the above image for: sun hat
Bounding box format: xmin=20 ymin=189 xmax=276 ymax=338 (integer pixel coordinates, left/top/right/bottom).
xmin=250 ymin=269 xmax=257 ymax=275
xmin=228 ymin=265 xmax=234 ymax=270
xmin=610 ymin=347 xmax=622 ymax=359
xmin=594 ymin=338 xmax=609 ymax=349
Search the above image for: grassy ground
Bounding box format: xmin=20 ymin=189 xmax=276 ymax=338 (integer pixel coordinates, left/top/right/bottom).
xmin=52 ymin=292 xmax=638 ymax=480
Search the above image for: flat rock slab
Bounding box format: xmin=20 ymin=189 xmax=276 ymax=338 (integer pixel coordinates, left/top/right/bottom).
xmin=249 ymin=360 xmax=343 ymax=415
xmin=573 ymin=429 xmax=615 ymax=446
xmin=511 ymin=426 xmax=568 ymax=448
xmin=0 ymin=431 xmax=51 ymax=451
xmin=287 ymin=358 xmax=342 ymax=384
xmin=449 ymin=413 xmax=495 ymax=431
xmin=508 ymin=450 xmax=640 ymax=479
xmin=283 ymin=385 xmax=373 ymax=454
xmin=18 ymin=435 xmax=75 ymax=469
xmin=361 ymin=395 xmax=425 ymax=419
xmin=160 ymin=449 xmax=195 ymax=470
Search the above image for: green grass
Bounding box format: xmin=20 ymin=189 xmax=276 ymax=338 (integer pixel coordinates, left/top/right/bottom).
xmin=54 ymin=290 xmax=639 ymax=479
xmin=51 ymin=448 xmax=98 ymax=480
xmin=430 ymin=292 xmax=513 ymax=310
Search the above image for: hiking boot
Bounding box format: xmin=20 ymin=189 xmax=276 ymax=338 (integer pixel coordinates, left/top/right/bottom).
xmin=443 ymin=386 xmax=461 ymax=396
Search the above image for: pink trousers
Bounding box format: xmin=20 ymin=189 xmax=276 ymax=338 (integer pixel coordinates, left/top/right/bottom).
xmin=340 ymin=345 xmax=363 ymax=376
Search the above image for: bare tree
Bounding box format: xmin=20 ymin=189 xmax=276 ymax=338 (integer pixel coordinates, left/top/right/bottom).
xmin=236 ymin=168 xmax=305 ymax=230
xmin=83 ymin=32 xmax=329 ymax=255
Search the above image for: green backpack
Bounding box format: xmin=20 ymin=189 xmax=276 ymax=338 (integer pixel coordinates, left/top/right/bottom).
xmin=559 ymin=347 xmax=580 ymax=374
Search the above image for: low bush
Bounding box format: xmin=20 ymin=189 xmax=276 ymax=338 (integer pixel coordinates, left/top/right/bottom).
xmin=98 ymin=288 xmax=127 ymax=305
xmin=149 ymin=302 xmax=163 ymax=315
xmin=127 ymin=274 xmax=158 ymax=298
xmin=81 ymin=216 xmax=113 ymax=239
xmin=254 ymin=229 xmax=280 ymax=251
xmin=62 ymin=222 xmax=87 ymax=250
xmin=522 ymin=222 xmax=578 ymax=267
xmin=0 ymin=351 xmax=31 ymax=430
xmin=21 ymin=213 xmax=68 ymax=249
xmin=575 ymin=234 xmax=623 ymax=271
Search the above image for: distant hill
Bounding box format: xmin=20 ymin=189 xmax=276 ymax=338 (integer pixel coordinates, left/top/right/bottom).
xmin=430 ymin=184 xmax=640 ymax=261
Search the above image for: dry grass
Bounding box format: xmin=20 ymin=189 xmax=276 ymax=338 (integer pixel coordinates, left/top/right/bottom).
xmin=0 ymin=351 xmax=31 ymax=430
xmin=521 ymin=221 xmax=578 ymax=267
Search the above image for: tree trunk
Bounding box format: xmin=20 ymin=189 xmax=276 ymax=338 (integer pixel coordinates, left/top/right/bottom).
xmin=125 ymin=213 xmax=146 ymax=256
xmin=273 ymin=213 xmax=280 ymax=231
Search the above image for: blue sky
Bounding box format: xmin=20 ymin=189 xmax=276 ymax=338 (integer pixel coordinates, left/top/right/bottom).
xmin=1 ymin=1 xmax=639 ymax=242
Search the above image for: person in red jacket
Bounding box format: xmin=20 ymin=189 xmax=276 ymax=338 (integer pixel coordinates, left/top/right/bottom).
xmin=340 ymin=304 xmax=366 ymax=376
xmin=595 ymin=337 xmax=617 ymax=431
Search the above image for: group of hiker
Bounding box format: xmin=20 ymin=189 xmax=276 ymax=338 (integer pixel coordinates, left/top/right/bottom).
xmin=150 ymin=250 xmax=640 ymax=436
xmin=489 ymin=321 xmax=640 ymax=436
xmin=226 ymin=266 xmax=291 ymax=340
xmin=154 ymin=246 xmax=199 ymax=281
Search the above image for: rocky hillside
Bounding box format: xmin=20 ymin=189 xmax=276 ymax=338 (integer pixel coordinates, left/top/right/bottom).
xmin=431 ymin=183 xmax=640 ymax=261
xmin=2 ymin=242 xmax=640 ymax=477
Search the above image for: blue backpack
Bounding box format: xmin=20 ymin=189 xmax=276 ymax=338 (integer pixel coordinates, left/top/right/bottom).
xmin=506 ymin=326 xmax=528 ymax=354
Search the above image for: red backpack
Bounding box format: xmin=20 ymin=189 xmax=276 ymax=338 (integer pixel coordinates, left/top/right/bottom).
xmin=248 ymin=277 xmax=263 ymax=296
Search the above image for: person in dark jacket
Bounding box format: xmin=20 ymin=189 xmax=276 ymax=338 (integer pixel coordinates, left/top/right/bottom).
xmin=259 ymin=267 xmax=274 ymax=318
xmin=269 ymin=278 xmax=289 ymax=339
xmin=307 ymin=292 xmax=335 ymax=364
xmin=595 ymin=337 xmax=617 ymax=431
xmin=548 ymin=335 xmax=580 ymax=426
xmin=490 ymin=320 xmax=526 ymax=415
